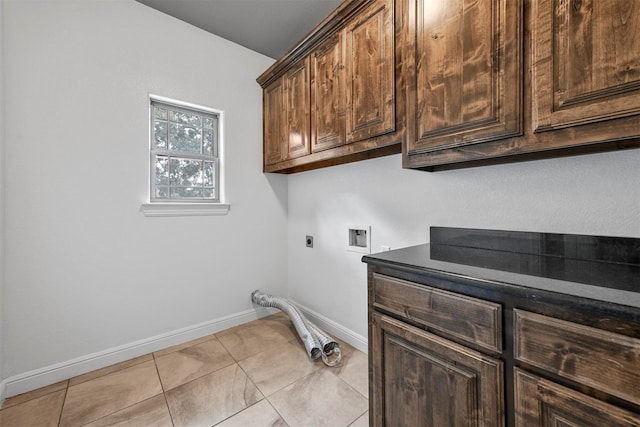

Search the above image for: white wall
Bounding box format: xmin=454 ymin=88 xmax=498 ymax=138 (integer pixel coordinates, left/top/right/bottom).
xmin=3 ymin=0 xmax=640 ymax=400
xmin=3 ymin=0 xmax=286 ymax=387
xmin=1 ymin=0 xmax=6 ymax=390
xmin=287 ymin=150 xmax=640 ymax=343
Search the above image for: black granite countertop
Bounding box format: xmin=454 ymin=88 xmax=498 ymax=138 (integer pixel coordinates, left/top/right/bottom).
xmin=362 ymin=228 xmax=640 ymax=310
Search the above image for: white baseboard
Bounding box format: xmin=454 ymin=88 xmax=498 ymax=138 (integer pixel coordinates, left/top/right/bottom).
xmin=0 ymin=380 xmax=6 ymax=408
xmin=293 ymin=302 xmax=368 ymax=354
xmin=0 ymin=304 xmax=367 ymax=403
xmin=0 ymin=307 xmax=278 ymax=401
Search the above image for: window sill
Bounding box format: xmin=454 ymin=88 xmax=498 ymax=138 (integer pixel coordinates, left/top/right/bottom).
xmin=140 ymin=203 xmax=230 ymax=217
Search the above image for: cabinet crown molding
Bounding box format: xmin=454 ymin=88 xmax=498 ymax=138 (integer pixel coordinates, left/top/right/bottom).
xmin=257 ymin=0 xmax=374 ymax=88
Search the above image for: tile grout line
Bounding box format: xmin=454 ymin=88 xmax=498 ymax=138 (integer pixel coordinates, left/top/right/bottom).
xmin=151 ymin=352 xmax=176 ymax=427
xmin=0 ymin=380 xmax=69 ymax=412
xmin=56 ymin=383 xmax=69 ymax=427
xmin=213 ymin=334 xmax=242 ymax=365
xmin=73 ymin=395 xmax=167 ymax=427
xmin=213 ymin=317 xmax=314 ymax=426
xmin=346 ymin=409 xmax=369 ymax=427
xmin=206 ymin=338 xmax=269 ymax=427
xmin=153 ymin=333 xmax=220 ymax=360
xmin=63 ymin=360 xmax=169 ymax=426
xmin=327 ymin=364 xmax=369 ymax=400
xmin=264 ymin=397 xmax=291 ymax=427
xmin=68 ymin=355 xmax=152 ymax=388
xmin=153 ymin=355 xmax=238 ymax=397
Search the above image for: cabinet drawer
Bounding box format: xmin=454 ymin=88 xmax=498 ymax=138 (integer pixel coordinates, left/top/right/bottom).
xmin=372 ymin=274 xmax=502 ymax=353
xmin=515 ymin=368 xmax=640 ymax=427
xmin=514 ymin=309 xmax=640 ymax=406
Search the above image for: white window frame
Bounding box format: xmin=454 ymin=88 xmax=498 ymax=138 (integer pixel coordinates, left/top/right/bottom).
xmin=141 ymin=96 xmax=229 ymax=217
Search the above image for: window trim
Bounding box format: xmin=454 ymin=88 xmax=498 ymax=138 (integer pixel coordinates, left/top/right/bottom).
xmin=150 ymin=99 xmax=220 ymax=202
xmin=140 ymin=202 xmax=230 ymax=217
xmin=142 ymin=95 xmax=228 ymax=216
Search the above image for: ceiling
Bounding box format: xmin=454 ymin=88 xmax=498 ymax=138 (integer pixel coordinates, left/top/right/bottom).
xmin=135 ymin=0 xmax=344 ymax=59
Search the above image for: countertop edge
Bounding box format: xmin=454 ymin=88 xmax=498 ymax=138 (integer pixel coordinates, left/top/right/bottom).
xmin=362 ymin=244 xmax=640 ymax=312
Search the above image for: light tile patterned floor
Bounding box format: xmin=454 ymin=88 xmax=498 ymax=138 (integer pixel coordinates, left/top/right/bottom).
xmin=0 ymin=313 xmax=369 ymax=426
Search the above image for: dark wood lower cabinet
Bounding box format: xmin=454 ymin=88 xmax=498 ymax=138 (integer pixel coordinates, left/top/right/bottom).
xmin=515 ymin=369 xmax=640 ymax=427
xmin=371 ymin=313 xmax=504 ymax=427
xmin=367 ymin=270 xmax=640 ymax=427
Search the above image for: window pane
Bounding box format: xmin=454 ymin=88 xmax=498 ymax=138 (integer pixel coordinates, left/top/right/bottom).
xmin=169 ymin=123 xmax=202 ymax=153
xmin=170 ymin=110 xmax=202 ymax=127
xmin=155 ymin=186 xmax=169 ymax=198
xmin=154 ymin=121 xmax=168 ymax=149
xmin=155 ymin=156 xmax=169 ymax=185
xmin=203 ymin=161 xmax=215 ymax=186
xmin=203 ymin=129 xmax=213 ymax=155
xmin=171 ymin=187 xmax=203 ymax=198
xmin=155 ymin=107 xmax=168 ymax=120
xmin=150 ymin=100 xmax=218 ymax=202
xmin=170 ymin=158 xmax=202 ymax=187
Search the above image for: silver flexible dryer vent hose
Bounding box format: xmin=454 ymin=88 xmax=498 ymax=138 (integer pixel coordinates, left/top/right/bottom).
xmin=251 ymin=290 xmax=342 ymax=366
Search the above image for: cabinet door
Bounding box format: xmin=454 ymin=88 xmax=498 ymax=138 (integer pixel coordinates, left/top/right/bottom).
xmin=345 ymin=0 xmax=395 ymax=143
xmin=263 ymin=77 xmax=286 ymax=166
xmin=285 ymin=57 xmax=311 ymax=159
xmin=531 ymin=0 xmax=640 ymax=132
xmin=311 ymin=34 xmax=346 ymax=152
xmin=406 ymin=0 xmax=522 ymax=153
xmin=515 ymin=369 xmax=640 ymax=427
xmin=370 ymin=313 xmax=504 ymax=427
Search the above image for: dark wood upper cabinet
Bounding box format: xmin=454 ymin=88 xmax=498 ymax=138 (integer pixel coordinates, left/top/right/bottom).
xmin=284 ymin=57 xmax=311 ymax=160
xmin=530 ymin=0 xmax=640 ymax=132
xmin=345 ymin=0 xmax=395 ymax=143
xmin=310 ymin=0 xmax=395 ymax=154
xmin=263 ymin=77 xmax=286 ymax=165
xmin=405 ymin=0 xmax=522 ymax=157
xmin=263 ymin=59 xmax=311 ymax=165
xmin=403 ymin=0 xmax=640 ymax=170
xmin=258 ymin=0 xmax=403 ymax=174
xmin=260 ymin=0 xmax=640 ymax=172
xmin=311 ymin=34 xmax=346 ymax=153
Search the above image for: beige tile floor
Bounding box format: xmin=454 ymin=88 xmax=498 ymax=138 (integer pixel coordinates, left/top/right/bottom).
xmin=0 ymin=313 xmax=369 ymax=427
